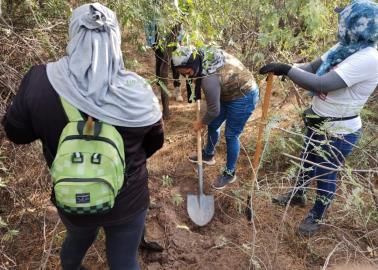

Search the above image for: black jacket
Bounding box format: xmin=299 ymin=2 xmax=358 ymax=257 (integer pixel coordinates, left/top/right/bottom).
xmin=2 ymin=65 xmax=164 ymax=226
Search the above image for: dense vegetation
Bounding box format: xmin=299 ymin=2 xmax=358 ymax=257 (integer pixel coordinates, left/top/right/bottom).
xmin=0 ymin=0 xmax=377 ymax=269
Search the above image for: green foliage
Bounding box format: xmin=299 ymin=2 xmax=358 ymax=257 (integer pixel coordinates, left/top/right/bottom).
xmin=41 ymin=0 xmax=348 ymax=67
xmin=231 ymin=189 xmax=244 ymax=214
xmin=171 ymin=192 xmax=183 ymax=206
xmin=161 ymin=175 xmax=173 ymax=187
xmin=0 ymin=152 xmax=6 ymax=188
xmin=0 ymin=179 xmax=6 ymax=188
xmin=0 ymin=217 xmax=7 ymax=228
xmin=1 ymin=1 xmax=377 ymax=268
xmin=248 ymin=116 xmax=303 ymax=172
xmin=25 ymin=0 xmax=71 ymax=22
xmin=3 ymin=0 xmax=352 ymax=69
xmin=0 ymin=217 xmax=19 ymax=242
xmin=157 ymin=80 xmax=172 ymax=97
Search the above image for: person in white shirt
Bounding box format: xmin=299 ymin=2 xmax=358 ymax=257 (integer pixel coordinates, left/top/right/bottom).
xmin=259 ymin=0 xmax=378 ymax=236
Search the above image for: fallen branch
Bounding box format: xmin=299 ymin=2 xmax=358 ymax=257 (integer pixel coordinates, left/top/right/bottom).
xmin=282 ymin=152 xmax=378 ymax=174
xmin=321 ymin=241 xmax=343 ymax=270
xmin=39 ymin=219 xmax=60 ymax=270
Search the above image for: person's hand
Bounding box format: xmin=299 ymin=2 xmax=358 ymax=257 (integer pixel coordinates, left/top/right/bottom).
xmin=192 ymin=120 xmax=205 ymax=132
xmin=259 ymin=63 xmax=292 ymax=76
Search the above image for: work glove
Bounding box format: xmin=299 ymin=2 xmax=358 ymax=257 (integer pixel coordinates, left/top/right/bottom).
xmin=259 ymin=63 xmax=292 ymax=76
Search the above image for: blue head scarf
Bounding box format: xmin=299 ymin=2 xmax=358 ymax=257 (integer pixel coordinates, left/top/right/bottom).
xmin=317 ymin=0 xmax=378 ymax=76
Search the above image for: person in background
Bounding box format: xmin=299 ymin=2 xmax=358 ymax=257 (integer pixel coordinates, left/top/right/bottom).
xmin=2 ymin=3 xmax=163 ymax=269
xmin=259 ymin=0 xmax=378 ymax=236
xmin=172 ymin=46 xmax=259 ymax=190
xmin=145 ymin=0 xmax=194 ymax=118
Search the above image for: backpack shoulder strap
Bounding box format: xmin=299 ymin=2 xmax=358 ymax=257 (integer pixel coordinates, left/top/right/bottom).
xmin=60 ymin=97 xmax=84 ymax=122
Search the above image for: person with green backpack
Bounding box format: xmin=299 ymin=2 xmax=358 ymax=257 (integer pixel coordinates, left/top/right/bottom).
xmin=2 ymin=3 xmax=163 ymax=270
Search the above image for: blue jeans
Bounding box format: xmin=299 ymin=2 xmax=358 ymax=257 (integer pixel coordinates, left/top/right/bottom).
xmin=295 ymin=129 xmax=361 ymax=218
xmin=204 ymin=88 xmax=259 ymax=172
xmin=60 ymin=209 xmax=147 ymax=270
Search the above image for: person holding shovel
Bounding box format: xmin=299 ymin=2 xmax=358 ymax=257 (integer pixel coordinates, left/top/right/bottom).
xmin=172 ymin=46 xmax=259 ymax=190
xmin=259 ymin=0 xmax=378 ymax=236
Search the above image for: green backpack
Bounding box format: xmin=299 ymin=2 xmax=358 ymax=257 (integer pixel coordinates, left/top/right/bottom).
xmin=51 ymin=97 xmax=125 ymax=215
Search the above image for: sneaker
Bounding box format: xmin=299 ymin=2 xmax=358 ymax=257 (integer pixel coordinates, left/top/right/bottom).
xmin=212 ymin=170 xmax=237 ymax=190
xmin=272 ymin=190 xmax=306 ymax=207
xmin=298 ymin=212 xmax=321 ymax=236
xmin=174 ymin=87 xmax=184 ymax=102
xmin=188 ymin=151 xmax=216 ymax=165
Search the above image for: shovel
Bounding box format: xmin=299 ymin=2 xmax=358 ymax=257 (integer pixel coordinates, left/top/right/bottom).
xmin=245 ymin=73 xmax=274 ymax=221
xmin=187 ymin=99 xmax=215 ymax=226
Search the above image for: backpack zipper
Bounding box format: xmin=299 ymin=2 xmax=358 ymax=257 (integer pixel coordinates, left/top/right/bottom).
xmin=54 ymin=178 xmax=115 ymax=195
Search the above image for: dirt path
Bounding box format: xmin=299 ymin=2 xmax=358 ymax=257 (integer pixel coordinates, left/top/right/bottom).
xmin=135 ymin=93 xmax=310 ymax=270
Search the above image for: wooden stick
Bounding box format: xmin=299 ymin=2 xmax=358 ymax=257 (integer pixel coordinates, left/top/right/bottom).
xmin=246 ymin=73 xmax=274 ymax=221
xmin=196 ymin=100 xmax=204 ymax=195
xmin=85 ymin=116 xmax=94 ymax=135
xmin=197 ymin=100 xmax=202 ymax=166
xmin=252 ymin=73 xmax=274 ymax=176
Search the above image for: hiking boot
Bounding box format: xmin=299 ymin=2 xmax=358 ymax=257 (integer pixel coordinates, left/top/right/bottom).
xmin=272 ymin=190 xmax=306 ymax=207
xmin=212 ymin=170 xmax=237 ymax=190
xmin=188 ymin=151 xmax=216 ymax=165
xmin=140 ymin=238 xmax=164 ymax=252
xmin=174 ymin=87 xmax=184 ymax=102
xmin=298 ymin=212 xmax=322 ymax=236
xmin=139 ymin=228 xmax=164 ymax=252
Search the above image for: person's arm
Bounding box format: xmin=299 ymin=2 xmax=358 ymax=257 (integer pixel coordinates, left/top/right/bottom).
xmin=295 ymin=58 xmax=323 ymax=74
xmin=259 ymin=63 xmax=347 ymax=93
xmin=287 ymin=67 xmax=347 ymax=93
xmin=2 ymin=68 xmax=38 ymax=144
xmin=142 ymin=119 xmax=164 ymax=159
xmin=201 ymin=74 xmax=221 ymax=125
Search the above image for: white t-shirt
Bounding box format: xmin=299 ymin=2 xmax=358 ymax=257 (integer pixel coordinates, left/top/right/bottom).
xmin=312 ymin=47 xmax=378 ymax=134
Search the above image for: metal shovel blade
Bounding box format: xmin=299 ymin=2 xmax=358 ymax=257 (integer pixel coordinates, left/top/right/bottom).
xmin=187 ymin=194 xmax=214 ymax=226
xmin=187 ymin=99 xmax=215 ymax=226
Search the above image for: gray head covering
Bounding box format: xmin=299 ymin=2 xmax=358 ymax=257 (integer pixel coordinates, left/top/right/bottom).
xmin=46 ymin=3 xmax=161 ymax=127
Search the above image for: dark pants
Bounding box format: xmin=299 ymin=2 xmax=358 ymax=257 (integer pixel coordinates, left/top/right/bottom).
xmin=155 ymin=47 xmax=181 ymax=88
xmin=60 ymin=209 xmax=147 ymax=270
xmin=154 ymin=46 xmax=180 ymax=118
xmin=296 ymin=129 xmax=361 ymax=218
xmin=154 ymin=46 xmax=195 ymax=118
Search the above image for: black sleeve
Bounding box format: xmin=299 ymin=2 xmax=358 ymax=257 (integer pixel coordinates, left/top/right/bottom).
xmin=2 ymin=68 xmax=38 ymax=144
xmin=142 ymin=119 xmax=164 ymax=159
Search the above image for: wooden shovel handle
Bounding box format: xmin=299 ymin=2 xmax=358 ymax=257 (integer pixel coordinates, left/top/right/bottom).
xmin=196 ymin=100 xmax=202 ymax=165
xmin=85 ymin=116 xmax=94 ymax=136
xmin=252 ymin=73 xmax=274 ymax=175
